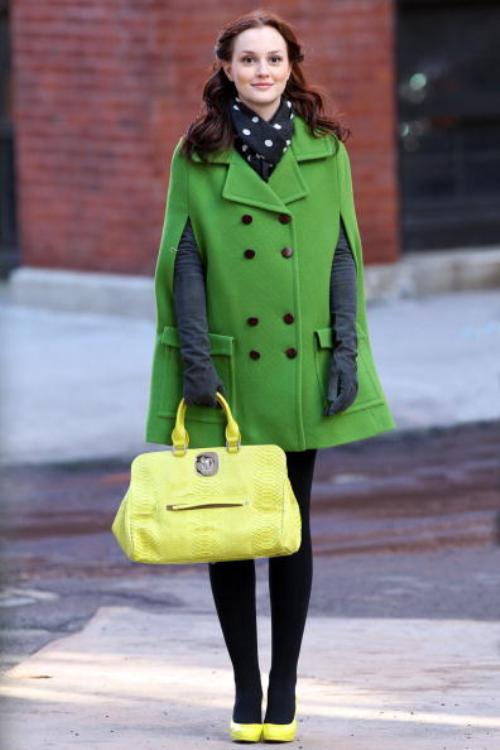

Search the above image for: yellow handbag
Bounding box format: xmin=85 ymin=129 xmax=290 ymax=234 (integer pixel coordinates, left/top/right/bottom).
xmin=111 ymin=392 xmax=302 ymax=564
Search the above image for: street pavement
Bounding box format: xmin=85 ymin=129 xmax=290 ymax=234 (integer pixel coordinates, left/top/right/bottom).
xmin=1 ymin=287 xmax=499 ymax=748
xmin=1 ymin=287 xmax=499 ymax=466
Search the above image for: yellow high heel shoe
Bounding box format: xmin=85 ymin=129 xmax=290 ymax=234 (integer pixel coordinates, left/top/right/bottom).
xmin=229 ymin=719 xmax=263 ymax=742
xmin=262 ymin=699 xmax=298 ymax=742
xmin=262 ymin=714 xmax=297 ymax=742
xmin=229 ymin=684 xmax=264 ymax=742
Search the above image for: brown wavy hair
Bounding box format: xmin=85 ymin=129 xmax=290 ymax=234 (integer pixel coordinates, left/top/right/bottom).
xmin=181 ymin=8 xmax=351 ymax=163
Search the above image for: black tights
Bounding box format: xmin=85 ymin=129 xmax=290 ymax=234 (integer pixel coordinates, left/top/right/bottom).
xmin=208 ymin=448 xmax=318 ymax=724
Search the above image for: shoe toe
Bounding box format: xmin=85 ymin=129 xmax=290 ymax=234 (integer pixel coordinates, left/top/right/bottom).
xmin=230 ymin=719 xmax=263 ymax=742
xmin=262 ymin=714 xmax=297 ymax=742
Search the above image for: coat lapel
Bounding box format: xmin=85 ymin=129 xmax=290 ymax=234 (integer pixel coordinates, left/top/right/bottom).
xmin=222 ymin=145 xmax=307 ymax=212
xmin=190 ymin=114 xmax=335 ymax=214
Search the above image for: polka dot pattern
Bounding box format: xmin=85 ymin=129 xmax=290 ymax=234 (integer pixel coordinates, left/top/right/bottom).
xmin=228 ymin=92 xmax=295 ymax=182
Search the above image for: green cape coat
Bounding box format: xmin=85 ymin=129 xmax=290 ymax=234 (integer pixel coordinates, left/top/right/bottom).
xmin=145 ymin=114 xmax=396 ymax=450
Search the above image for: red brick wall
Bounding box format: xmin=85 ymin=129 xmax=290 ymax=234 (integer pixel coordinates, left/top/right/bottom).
xmin=11 ymin=0 xmax=398 ymax=275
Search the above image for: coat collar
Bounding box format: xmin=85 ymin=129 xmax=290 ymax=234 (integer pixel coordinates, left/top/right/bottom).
xmin=189 ymin=114 xmax=335 ymax=213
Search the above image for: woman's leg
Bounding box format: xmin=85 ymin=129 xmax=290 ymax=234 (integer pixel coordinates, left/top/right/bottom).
xmin=207 ymin=447 xmax=318 ymax=724
xmin=264 ymin=448 xmax=318 ymax=723
xmin=208 ymin=557 xmax=263 ymax=723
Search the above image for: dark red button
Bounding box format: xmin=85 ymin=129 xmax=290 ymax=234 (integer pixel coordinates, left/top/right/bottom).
xmin=247 ymin=316 xmax=259 ymax=326
xmin=279 ymin=213 xmax=291 ymax=224
xmin=281 ymin=246 xmax=293 ymax=258
xmin=244 ymin=249 xmax=256 ymax=259
xmin=242 ymin=214 xmax=253 ymax=224
xmin=249 ymin=350 xmax=261 ymax=359
xmin=285 ymin=347 xmax=297 ymax=358
xmin=283 ymin=313 xmax=295 ymax=324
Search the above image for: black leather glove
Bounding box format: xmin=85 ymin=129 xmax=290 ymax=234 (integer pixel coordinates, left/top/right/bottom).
xmin=173 ymin=217 xmax=225 ymax=409
xmin=182 ymin=360 xmax=226 ymax=407
xmin=324 ymin=218 xmax=359 ymax=416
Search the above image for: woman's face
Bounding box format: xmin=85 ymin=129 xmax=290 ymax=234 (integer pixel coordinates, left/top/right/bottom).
xmin=222 ymin=25 xmax=292 ymax=121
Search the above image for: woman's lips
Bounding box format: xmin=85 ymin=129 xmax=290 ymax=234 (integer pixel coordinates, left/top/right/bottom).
xmin=252 ymin=83 xmax=273 ymax=88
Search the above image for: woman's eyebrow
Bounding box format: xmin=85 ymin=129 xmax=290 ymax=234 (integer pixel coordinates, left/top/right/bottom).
xmin=239 ymin=49 xmax=284 ymax=54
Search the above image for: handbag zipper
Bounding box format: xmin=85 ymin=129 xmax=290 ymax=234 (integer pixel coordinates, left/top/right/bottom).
xmin=165 ymin=499 xmax=250 ymax=511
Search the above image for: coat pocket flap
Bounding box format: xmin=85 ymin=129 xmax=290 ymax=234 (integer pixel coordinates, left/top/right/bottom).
xmin=314 ymin=323 xmax=367 ymax=349
xmin=160 ymin=325 xmax=234 ymax=356
xmin=314 ymin=327 xmax=333 ymax=349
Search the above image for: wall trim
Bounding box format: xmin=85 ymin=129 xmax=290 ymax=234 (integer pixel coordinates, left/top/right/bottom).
xmin=3 ymin=247 xmax=500 ymax=317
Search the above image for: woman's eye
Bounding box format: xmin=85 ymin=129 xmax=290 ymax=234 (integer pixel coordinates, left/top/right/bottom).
xmin=242 ymin=56 xmax=282 ymax=63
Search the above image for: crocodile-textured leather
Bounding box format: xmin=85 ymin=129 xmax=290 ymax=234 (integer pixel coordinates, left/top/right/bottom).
xmin=112 ymin=442 xmax=301 ymax=565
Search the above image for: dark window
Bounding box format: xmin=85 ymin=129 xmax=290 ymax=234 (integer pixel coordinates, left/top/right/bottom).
xmin=396 ymin=1 xmax=500 ymax=250
xmin=0 ymin=0 xmax=18 ymax=276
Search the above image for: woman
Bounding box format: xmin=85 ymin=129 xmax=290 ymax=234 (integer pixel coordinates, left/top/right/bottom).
xmin=145 ymin=9 xmax=396 ymax=743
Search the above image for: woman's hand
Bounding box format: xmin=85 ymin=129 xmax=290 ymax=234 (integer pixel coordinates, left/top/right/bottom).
xmin=323 ymin=351 xmax=358 ymax=416
xmin=183 ymin=359 xmax=226 ymax=408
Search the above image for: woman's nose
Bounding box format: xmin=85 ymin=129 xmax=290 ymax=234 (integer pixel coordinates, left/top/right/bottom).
xmin=256 ymin=63 xmax=270 ymax=75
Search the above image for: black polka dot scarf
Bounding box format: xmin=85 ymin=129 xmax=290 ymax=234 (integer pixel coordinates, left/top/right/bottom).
xmin=228 ymin=93 xmax=295 ymax=182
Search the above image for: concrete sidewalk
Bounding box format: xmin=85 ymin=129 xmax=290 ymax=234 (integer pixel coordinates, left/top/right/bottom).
xmin=1 ymin=288 xmax=499 ymax=466
xmin=0 ymin=605 xmax=498 ymax=748
xmin=1 ymin=287 xmax=499 ymax=749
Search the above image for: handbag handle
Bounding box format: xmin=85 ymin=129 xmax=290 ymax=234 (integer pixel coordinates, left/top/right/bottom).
xmin=171 ymin=391 xmax=242 ymax=457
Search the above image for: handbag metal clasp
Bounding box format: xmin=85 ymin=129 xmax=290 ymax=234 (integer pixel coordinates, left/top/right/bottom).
xmin=195 ymin=451 xmax=219 ymax=476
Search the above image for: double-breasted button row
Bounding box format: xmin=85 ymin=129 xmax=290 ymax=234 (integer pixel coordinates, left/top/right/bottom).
xmin=240 ymin=213 xmax=292 ymax=256
xmin=241 ymin=211 xmax=294 ymax=359
xmin=241 ymin=213 xmax=291 ymax=224
xmin=246 ymin=313 xmax=294 ymax=326
xmin=243 ymin=246 xmax=293 ymax=259
xmin=248 ymin=346 xmax=298 ymax=359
